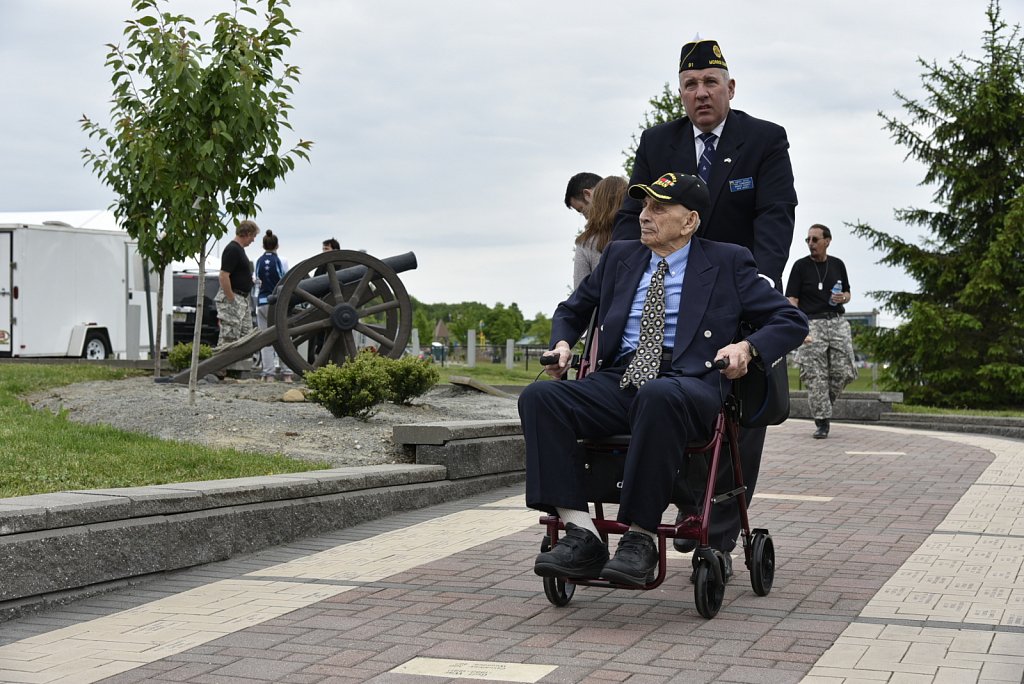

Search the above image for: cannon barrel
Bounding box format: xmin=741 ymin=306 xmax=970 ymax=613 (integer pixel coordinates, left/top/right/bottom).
xmin=270 ymin=251 xmax=417 ymax=307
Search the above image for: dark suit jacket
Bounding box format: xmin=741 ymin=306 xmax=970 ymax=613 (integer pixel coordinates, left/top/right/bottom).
xmin=551 ymin=238 xmax=808 ymax=393
xmin=612 ymin=109 xmax=797 ymax=289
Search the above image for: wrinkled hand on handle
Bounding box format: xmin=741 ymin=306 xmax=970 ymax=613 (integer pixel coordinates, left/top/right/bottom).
xmin=539 ymin=344 xmax=572 ymax=379
xmin=714 ymin=341 xmax=752 ymax=380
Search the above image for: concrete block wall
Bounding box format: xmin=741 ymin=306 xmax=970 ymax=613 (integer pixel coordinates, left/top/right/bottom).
xmin=0 ymin=424 xmax=528 ymax=614
xmin=787 ymin=391 xmax=904 ymax=421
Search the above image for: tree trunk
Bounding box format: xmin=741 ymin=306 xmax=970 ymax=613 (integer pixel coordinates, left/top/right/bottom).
xmin=187 ymin=252 xmax=211 ymax=407
xmin=153 ymin=274 xmax=165 ymax=377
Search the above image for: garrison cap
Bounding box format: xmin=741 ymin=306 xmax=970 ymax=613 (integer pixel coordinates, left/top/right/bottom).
xmin=679 ymin=39 xmax=727 ymax=72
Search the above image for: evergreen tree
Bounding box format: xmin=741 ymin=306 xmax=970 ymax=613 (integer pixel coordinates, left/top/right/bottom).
xmin=851 ymin=0 xmax=1024 ymax=408
xmin=622 ymin=82 xmax=686 ymax=176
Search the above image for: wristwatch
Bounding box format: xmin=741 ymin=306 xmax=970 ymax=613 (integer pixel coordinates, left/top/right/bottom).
xmin=746 ymin=340 xmax=759 ymax=358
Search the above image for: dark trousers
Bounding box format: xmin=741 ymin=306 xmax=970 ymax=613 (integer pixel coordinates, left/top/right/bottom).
xmin=518 ymin=369 xmax=719 ymax=532
xmin=678 ymin=425 xmax=766 ymax=552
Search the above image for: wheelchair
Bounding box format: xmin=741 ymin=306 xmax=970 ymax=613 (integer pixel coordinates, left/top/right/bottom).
xmin=535 ymin=351 xmax=776 ymax=620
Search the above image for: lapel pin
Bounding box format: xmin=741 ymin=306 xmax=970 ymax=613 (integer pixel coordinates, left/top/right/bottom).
xmin=724 ymin=158 xmax=732 ymax=163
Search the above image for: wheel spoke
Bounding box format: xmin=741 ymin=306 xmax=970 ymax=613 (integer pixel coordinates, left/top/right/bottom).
xmin=285 ymin=319 xmax=332 ymax=338
xmin=288 ymin=330 xmax=314 ymax=347
xmin=355 ymin=322 xmax=396 ymax=348
xmin=356 ymin=280 xmax=391 ymax=307
xmin=358 ymin=299 xmax=401 ymax=317
xmin=314 ymin=329 xmax=342 ymax=367
xmin=345 ymin=268 xmax=375 ymax=307
xmin=294 ymin=287 xmax=335 ymax=315
xmin=325 ymin=263 xmax=345 ymax=300
xmin=339 ymin=331 xmax=358 ymax=362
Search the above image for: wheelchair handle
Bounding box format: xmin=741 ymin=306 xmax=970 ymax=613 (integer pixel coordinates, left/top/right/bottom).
xmin=540 ymin=352 xmax=561 ymax=366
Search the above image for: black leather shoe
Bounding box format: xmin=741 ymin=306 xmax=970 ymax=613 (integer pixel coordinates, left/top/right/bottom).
xmin=672 ymin=507 xmax=699 ymax=553
xmin=601 ymin=531 xmax=658 ymax=587
xmin=534 ymin=523 xmax=608 ymax=579
xmin=812 ymin=419 xmax=830 ymax=439
xmin=689 ymin=550 xmax=734 ymax=584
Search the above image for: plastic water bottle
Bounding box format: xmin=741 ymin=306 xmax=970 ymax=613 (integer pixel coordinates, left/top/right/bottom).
xmin=829 ymin=280 xmax=843 ymax=307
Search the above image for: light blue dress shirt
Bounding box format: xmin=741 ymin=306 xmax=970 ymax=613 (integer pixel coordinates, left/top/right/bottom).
xmin=619 ymin=243 xmax=690 ymax=355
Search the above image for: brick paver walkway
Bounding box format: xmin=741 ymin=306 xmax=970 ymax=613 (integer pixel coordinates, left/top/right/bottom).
xmin=0 ymin=420 xmax=1022 ymax=683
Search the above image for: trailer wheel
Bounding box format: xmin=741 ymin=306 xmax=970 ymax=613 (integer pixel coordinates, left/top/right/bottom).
xmin=82 ymin=331 xmax=110 ymax=360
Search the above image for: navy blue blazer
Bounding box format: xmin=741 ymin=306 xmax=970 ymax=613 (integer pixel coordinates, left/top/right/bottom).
xmin=550 ymin=238 xmax=808 ymax=392
xmin=612 ymin=109 xmax=797 ymax=289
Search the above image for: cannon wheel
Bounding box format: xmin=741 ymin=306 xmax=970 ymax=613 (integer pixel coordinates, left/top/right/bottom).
xmin=271 ymin=250 xmax=413 ymax=375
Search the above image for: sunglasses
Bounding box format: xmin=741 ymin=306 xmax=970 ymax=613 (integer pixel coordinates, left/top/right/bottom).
xmin=805 ymin=236 xmax=826 ymax=243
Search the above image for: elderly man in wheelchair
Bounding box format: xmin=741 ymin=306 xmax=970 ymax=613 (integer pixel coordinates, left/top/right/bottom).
xmin=519 ymin=172 xmax=807 ymax=594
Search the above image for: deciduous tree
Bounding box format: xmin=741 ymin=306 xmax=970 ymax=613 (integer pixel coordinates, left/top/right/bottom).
xmin=622 ymin=82 xmax=685 ymax=176
xmin=81 ymin=0 xmax=311 ymax=394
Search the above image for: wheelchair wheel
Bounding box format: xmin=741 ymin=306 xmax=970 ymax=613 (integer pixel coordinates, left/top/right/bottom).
xmin=693 ymin=558 xmax=724 ymax=619
xmin=543 ymin=576 xmax=576 ymax=606
xmin=539 ymin=534 xmax=576 ymax=607
xmin=750 ymin=532 xmax=775 ymax=596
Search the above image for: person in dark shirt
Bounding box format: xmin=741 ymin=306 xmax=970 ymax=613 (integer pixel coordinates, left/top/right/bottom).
xmin=214 ymin=220 xmax=259 ymax=372
xmin=785 ymin=224 xmax=858 ymax=439
xmin=308 ymin=238 xmax=341 ymax=363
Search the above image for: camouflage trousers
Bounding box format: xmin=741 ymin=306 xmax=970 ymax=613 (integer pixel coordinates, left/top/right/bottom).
xmin=796 ymin=316 xmax=858 ymax=420
xmin=214 ymin=290 xmax=254 ymax=372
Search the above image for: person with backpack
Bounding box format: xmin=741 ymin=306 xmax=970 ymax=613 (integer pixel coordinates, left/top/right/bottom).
xmin=254 ymin=230 xmax=293 ymax=382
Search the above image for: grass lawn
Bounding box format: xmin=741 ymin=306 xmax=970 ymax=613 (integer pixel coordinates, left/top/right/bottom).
xmin=438 ymin=362 xmax=546 ymax=386
xmin=0 ymin=364 xmax=330 ymax=499
xmin=5 ymin=360 xmax=1016 ymax=500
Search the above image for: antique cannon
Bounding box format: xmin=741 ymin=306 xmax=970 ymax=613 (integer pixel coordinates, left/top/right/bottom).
xmin=170 ymin=250 xmax=416 ymax=383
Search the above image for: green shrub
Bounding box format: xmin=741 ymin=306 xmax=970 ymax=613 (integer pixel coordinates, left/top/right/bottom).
xmin=387 ymin=355 xmax=440 ymax=405
xmin=305 ymin=350 xmax=392 ymax=419
xmin=167 ymin=342 xmax=214 ymax=371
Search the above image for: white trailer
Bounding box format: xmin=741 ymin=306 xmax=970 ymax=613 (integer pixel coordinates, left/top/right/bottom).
xmin=0 ymin=218 xmax=172 ymax=359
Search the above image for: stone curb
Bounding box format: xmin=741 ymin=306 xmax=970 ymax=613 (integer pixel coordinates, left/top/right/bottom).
xmin=0 ymin=420 xmax=530 ymax=612
xmin=875 ymin=412 xmax=1024 ymax=439
xmin=0 ymin=465 xmax=447 ymax=536
xmin=0 ymin=472 xmax=524 ymax=607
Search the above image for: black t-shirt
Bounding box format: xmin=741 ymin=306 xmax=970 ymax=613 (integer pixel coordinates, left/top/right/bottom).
xmin=785 ymin=255 xmax=850 ymax=317
xmin=221 ymin=240 xmax=253 ymax=294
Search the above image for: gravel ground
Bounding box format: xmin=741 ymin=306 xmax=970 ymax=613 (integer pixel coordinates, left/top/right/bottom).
xmin=27 ymin=376 xmax=522 ymax=468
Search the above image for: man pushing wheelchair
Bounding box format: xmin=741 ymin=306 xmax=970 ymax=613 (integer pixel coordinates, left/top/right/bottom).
xmin=519 ymin=171 xmax=808 ymax=587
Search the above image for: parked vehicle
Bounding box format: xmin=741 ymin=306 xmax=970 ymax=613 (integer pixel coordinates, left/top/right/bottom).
xmin=0 ymin=220 xmax=171 ymax=359
xmin=172 ymin=271 xmax=220 ymax=347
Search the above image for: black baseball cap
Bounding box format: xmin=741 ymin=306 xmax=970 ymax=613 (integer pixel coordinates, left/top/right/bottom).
xmin=628 ymin=172 xmax=710 ymax=220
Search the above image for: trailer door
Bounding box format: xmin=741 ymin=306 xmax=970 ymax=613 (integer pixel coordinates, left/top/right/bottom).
xmin=0 ymin=231 xmax=11 ymax=355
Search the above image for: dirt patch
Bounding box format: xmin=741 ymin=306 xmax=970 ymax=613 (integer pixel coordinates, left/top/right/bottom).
xmin=27 ymin=376 xmax=522 ymax=468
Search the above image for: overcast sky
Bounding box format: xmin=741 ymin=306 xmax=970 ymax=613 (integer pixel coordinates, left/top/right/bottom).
xmin=0 ymin=0 xmax=1007 ymax=325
